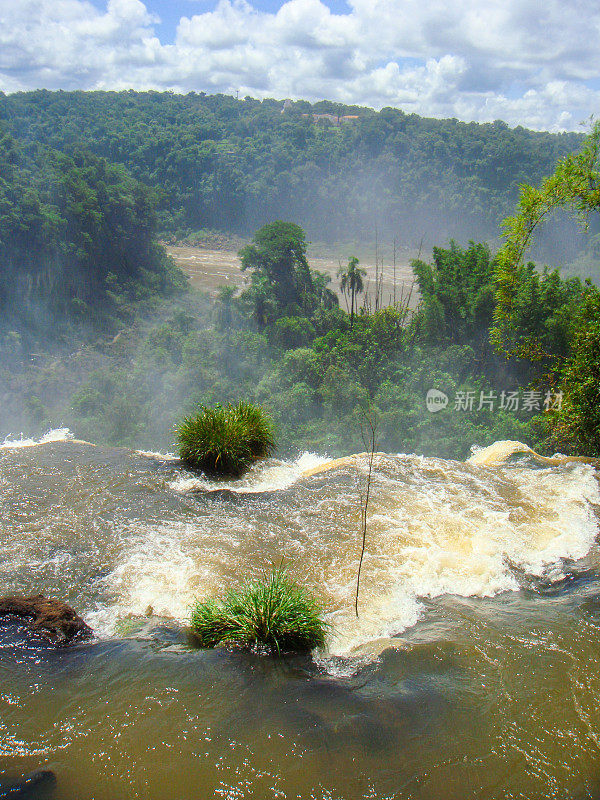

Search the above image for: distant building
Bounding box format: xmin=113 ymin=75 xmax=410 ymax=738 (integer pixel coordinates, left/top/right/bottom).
xmin=301 ymin=113 xmax=359 ymax=126
xmin=281 ymin=100 xmax=359 ymax=125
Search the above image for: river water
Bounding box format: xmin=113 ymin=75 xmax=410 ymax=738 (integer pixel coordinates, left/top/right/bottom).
xmin=2 ymin=430 xmax=600 ymax=799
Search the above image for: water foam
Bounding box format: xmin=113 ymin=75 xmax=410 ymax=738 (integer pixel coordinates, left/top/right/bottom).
xmin=0 ymin=428 xmax=75 ymax=450
xmin=331 ymin=455 xmax=599 ymax=651
xmin=88 ymin=522 xmax=206 ymax=635
xmin=168 ymin=451 xmax=330 ymax=495
xmin=13 ymin=438 xmax=595 ymax=656
xmin=136 ymin=449 xmax=180 ymax=462
xmin=468 ymin=439 xmax=600 ymax=467
xmin=92 ymin=448 xmax=600 ymax=654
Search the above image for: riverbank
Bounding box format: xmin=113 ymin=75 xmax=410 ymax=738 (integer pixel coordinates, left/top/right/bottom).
xmin=164 ymin=241 xmax=419 ymax=309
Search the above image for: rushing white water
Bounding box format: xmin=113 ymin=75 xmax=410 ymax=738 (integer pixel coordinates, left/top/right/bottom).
xmin=2 ymin=436 xmax=600 ymax=800
xmin=167 ymin=451 xmax=330 ymax=494
xmin=468 ymin=439 xmax=600 ymax=467
xmin=0 ymin=427 xmax=75 ymax=449
xmin=82 ymin=447 xmax=600 ymax=654
xmin=135 ymin=449 xmax=180 ymax=462
xmin=1 ymin=435 xmax=599 ymax=654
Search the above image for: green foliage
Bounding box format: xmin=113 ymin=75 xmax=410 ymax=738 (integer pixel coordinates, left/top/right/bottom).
xmin=493 ymin=121 xmax=600 ymax=356
xmin=190 ymin=567 xmax=328 ymax=654
xmin=3 ymin=205 xmax=589 ymax=462
xmin=413 ymin=239 xmax=588 ymax=387
xmin=215 ymin=285 xmax=237 ymax=331
xmin=0 ymin=90 xmax=583 ymax=243
xmin=338 ymin=256 xmax=366 ymax=327
xmin=240 ymin=221 xmax=335 ymax=322
xmin=320 ymin=365 xmax=368 ymax=414
xmin=482 ymin=121 xmax=600 ymax=457
xmin=546 ymin=294 xmax=600 ymax=456
xmin=412 ymin=241 xmax=494 ymax=345
xmin=176 ymin=402 xmax=275 ymax=476
xmin=3 ymin=95 xmax=596 ymax=463
xmin=271 ymin=316 xmax=316 ymax=349
xmin=0 ymin=133 xmax=186 ymax=344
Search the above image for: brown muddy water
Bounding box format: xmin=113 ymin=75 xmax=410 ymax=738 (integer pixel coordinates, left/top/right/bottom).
xmin=2 ymin=430 xmax=600 ymax=799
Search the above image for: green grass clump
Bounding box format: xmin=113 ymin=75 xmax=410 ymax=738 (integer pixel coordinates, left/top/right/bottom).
xmin=190 ymin=568 xmax=329 ymax=654
xmin=176 ymin=401 xmax=275 ymax=476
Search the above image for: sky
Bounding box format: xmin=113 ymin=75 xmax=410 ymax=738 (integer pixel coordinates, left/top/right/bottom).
xmin=0 ymin=0 xmax=598 ymax=132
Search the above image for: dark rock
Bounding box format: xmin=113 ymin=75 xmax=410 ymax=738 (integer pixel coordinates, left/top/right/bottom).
xmin=0 ymin=594 xmax=92 ymax=643
xmin=0 ymin=769 xmax=57 ymax=798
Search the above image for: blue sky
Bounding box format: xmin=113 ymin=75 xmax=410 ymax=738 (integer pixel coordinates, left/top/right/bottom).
xmin=1 ymin=0 xmax=598 ymax=132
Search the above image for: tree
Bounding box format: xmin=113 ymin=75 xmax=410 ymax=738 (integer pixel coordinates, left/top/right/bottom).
xmin=239 ymin=221 xmax=314 ymax=314
xmin=412 ymin=241 xmax=494 ymax=346
xmin=215 ymin=285 xmax=236 ymax=331
xmin=311 ymin=269 xmax=339 ymax=310
xmin=216 ymin=284 xmax=237 ymax=376
xmin=2 ymin=90 xmax=582 ymax=243
xmin=492 ymin=121 xmax=600 ymax=358
xmin=487 ymin=121 xmax=600 ymax=455
xmin=338 ymin=256 xmax=366 ymax=328
xmin=272 ymin=316 xmax=315 ymax=349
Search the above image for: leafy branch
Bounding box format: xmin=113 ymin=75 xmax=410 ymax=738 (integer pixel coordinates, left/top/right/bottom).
xmin=492 ymin=120 xmax=600 ymax=358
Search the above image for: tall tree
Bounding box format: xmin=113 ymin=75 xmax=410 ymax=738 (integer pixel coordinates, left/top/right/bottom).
xmin=492 ymin=121 xmax=600 ymax=358
xmin=338 ymin=256 xmax=366 ymax=328
xmin=239 ymin=221 xmax=314 ymax=314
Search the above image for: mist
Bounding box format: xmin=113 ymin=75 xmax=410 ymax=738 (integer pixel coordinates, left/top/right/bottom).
xmin=1 ymin=90 xmax=596 ymax=460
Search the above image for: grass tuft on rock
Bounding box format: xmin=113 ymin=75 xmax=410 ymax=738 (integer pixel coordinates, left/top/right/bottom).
xmin=176 ymin=401 xmax=275 ymax=476
xmin=190 ymin=568 xmax=328 ymax=654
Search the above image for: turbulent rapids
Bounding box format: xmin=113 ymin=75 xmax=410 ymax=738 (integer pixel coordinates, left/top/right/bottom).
xmin=1 ymin=430 xmax=599 ymax=653
xmin=3 ymin=429 xmax=600 ymax=799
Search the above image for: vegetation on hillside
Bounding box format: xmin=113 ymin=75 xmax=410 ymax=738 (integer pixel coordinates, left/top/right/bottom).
xmin=2 ymin=93 xmax=600 ymax=460
xmin=493 ymin=121 xmax=600 ymax=357
xmin=0 ymin=130 xmax=185 ymax=357
xmin=0 ymin=90 xmax=585 ymax=250
xmin=4 ymin=220 xmax=587 ymax=458
xmin=239 ymin=221 xmax=338 ymax=326
xmin=489 ymin=121 xmax=600 ymax=455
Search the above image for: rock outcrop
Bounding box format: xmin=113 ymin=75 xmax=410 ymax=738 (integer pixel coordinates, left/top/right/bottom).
xmin=0 ymin=769 xmax=57 ymax=798
xmin=0 ymin=594 xmax=92 ymax=643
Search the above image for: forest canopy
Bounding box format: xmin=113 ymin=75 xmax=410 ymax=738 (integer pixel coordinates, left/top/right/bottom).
xmin=0 ymin=129 xmax=184 ymax=351
xmin=1 ymin=91 xmax=599 ymax=460
xmin=0 ymin=90 xmax=585 ymax=249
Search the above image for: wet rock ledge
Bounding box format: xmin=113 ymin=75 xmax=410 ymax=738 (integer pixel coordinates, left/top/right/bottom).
xmin=0 ymin=594 xmax=92 ymax=643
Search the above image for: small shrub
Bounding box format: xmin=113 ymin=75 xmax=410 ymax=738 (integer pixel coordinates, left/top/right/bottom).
xmin=177 ymin=401 xmax=275 ymax=476
xmin=190 ymin=568 xmax=328 ymax=654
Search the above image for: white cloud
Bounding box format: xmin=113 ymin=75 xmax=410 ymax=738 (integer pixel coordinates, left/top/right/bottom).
xmin=0 ymin=0 xmax=598 ymax=130
xmin=0 ymin=0 xmax=160 ymax=89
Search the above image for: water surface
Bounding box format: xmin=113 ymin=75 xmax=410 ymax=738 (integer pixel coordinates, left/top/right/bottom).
xmin=1 ymin=432 xmax=600 ymax=799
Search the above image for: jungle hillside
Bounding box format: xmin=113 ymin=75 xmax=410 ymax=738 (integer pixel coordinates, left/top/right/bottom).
xmin=1 ymin=90 xmax=599 ymax=459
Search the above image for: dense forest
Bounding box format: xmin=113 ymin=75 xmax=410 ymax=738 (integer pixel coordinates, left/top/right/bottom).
xmin=1 ymin=215 xmax=594 ymax=459
xmin=0 ymin=129 xmax=184 ymax=348
xmin=1 ymin=90 xmax=599 ymax=459
xmin=0 ymin=90 xmax=586 ymax=251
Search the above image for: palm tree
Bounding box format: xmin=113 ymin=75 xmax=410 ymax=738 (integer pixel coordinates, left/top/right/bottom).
xmin=338 ymin=256 xmax=366 ymax=328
